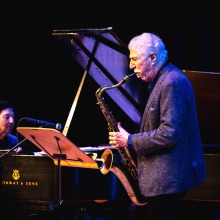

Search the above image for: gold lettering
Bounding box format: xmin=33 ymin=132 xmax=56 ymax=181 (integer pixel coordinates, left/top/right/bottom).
xmin=25 ymin=182 xmax=38 ymax=186
xmin=1 ymin=180 xmax=38 ymax=186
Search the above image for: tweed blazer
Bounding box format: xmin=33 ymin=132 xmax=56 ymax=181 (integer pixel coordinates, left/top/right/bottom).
xmin=130 ymin=63 xmax=206 ymax=197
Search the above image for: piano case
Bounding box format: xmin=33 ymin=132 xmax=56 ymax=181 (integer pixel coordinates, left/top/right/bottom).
xmin=0 ymin=153 xmax=129 ymax=212
xmin=0 ymin=154 xmax=58 ymax=211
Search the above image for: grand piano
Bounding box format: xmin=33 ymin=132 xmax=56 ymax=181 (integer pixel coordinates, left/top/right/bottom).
xmin=0 ymin=27 xmax=220 ymax=219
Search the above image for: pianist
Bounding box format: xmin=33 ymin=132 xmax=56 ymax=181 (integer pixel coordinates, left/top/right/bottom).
xmin=0 ymin=100 xmax=22 ymax=153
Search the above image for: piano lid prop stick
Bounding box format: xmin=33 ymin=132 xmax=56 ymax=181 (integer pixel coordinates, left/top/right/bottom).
xmin=62 ymin=70 xmax=87 ymax=137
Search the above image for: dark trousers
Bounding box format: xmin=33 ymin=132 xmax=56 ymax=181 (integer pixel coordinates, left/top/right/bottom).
xmin=146 ymin=191 xmax=187 ymax=220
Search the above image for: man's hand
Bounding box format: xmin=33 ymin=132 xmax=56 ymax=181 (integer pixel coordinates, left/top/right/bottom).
xmin=109 ymin=122 xmax=130 ymax=148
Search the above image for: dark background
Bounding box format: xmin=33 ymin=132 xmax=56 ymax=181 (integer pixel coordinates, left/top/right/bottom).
xmin=1 ymin=1 xmax=219 ymax=149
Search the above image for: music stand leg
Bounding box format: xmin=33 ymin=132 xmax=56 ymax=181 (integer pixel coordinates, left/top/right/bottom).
xmin=49 ymin=155 xmax=65 ymax=211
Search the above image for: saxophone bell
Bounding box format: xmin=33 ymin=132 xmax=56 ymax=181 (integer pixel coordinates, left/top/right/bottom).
xmin=100 ymin=149 xmax=113 ymax=175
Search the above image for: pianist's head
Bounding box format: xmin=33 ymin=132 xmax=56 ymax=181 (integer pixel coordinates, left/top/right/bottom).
xmin=0 ymin=100 xmax=15 ymax=140
xmin=0 ymin=100 xmax=23 ymax=152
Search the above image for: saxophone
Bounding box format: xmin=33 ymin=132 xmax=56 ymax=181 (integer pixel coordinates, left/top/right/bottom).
xmin=95 ymin=73 xmax=147 ymax=206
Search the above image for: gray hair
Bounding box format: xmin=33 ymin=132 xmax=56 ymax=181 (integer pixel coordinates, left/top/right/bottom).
xmin=128 ymin=33 xmax=168 ymax=63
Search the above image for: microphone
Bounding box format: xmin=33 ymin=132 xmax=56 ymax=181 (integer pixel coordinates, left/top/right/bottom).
xmin=24 ymin=117 xmax=62 ymax=130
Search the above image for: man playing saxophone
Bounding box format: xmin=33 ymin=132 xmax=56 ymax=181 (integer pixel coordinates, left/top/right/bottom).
xmin=108 ymin=33 xmax=206 ymax=220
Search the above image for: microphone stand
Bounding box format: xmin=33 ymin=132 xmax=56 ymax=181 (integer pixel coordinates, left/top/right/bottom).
xmin=0 ymin=138 xmax=27 ymax=159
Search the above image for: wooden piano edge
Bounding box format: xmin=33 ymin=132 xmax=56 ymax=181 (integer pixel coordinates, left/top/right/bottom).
xmin=53 ymin=159 xmax=99 ymax=169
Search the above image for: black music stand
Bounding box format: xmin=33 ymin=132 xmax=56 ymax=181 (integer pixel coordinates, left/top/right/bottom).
xmin=17 ymin=127 xmax=99 ymax=209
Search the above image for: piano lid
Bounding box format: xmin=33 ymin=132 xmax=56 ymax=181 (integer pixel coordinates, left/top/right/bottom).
xmin=52 ymin=27 xmax=147 ymax=126
xmin=52 ymin=27 xmax=220 ymax=145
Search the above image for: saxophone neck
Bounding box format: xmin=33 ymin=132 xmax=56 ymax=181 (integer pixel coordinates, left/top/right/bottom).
xmin=119 ymin=72 xmax=136 ymax=85
xmin=96 ymin=72 xmax=135 ymax=98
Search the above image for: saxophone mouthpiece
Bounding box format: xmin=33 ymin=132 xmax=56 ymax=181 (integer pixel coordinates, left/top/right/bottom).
xmin=128 ymin=72 xmax=136 ymax=79
xmin=121 ymin=72 xmax=136 ymax=84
